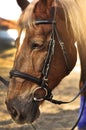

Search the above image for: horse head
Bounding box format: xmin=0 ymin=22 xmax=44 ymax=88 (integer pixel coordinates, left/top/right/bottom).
xmin=5 ymin=0 xmax=77 ymax=124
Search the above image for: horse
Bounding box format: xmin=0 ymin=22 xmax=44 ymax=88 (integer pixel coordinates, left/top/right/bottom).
xmin=4 ymin=0 xmax=86 ymax=129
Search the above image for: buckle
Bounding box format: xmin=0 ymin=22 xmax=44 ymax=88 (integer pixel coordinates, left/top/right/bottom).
xmin=32 ymin=87 xmax=48 ymax=102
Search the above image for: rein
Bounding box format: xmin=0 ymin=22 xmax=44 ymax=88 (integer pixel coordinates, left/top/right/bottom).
xmin=0 ymin=76 xmax=9 ymax=86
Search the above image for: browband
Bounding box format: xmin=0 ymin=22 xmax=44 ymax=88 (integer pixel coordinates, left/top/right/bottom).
xmin=34 ymin=20 xmax=56 ymax=25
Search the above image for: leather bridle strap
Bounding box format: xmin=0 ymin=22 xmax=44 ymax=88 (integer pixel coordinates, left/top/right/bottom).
xmin=55 ymin=27 xmax=71 ymax=74
xmin=46 ymin=82 xmax=86 ymax=104
xmin=10 ymin=70 xmax=42 ymax=85
xmin=40 ymin=23 xmax=55 ymax=88
xmin=0 ymin=76 xmax=9 ymax=86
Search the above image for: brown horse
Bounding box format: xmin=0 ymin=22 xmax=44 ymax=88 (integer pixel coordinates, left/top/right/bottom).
xmin=5 ymin=0 xmax=86 ymax=129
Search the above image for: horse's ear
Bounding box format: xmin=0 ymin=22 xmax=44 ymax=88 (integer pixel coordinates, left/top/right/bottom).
xmin=16 ymin=0 xmax=30 ymax=11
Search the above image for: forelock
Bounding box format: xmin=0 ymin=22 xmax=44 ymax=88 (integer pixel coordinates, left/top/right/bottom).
xmin=18 ymin=0 xmax=39 ymax=28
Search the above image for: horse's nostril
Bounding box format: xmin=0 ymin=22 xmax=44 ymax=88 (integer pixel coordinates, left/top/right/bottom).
xmin=11 ymin=106 xmax=18 ymax=118
xmin=5 ymin=100 xmax=20 ymax=119
xmin=10 ymin=107 xmax=26 ymax=122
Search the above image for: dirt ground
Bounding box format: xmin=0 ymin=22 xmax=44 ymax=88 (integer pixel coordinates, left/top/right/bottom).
xmin=0 ymin=41 xmax=80 ymax=130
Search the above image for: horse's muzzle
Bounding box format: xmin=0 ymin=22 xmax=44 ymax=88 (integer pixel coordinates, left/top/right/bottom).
xmin=5 ymin=96 xmax=40 ymax=124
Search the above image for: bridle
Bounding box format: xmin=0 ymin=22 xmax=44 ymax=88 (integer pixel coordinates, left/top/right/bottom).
xmin=9 ymin=4 xmax=71 ymax=101
xmin=10 ymin=19 xmax=71 ymax=102
xmin=0 ymin=8 xmax=86 ymax=130
xmin=8 ymin=19 xmax=86 ymax=130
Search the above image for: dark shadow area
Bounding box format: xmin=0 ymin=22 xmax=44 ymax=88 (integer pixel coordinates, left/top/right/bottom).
xmin=0 ymin=119 xmax=12 ymax=126
xmin=0 ymin=29 xmax=15 ymax=52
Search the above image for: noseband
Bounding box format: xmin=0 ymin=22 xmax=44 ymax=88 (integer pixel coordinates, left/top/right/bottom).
xmin=10 ymin=19 xmax=71 ymax=102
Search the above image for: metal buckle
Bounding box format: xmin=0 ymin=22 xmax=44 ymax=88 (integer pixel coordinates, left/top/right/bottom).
xmin=32 ymin=87 xmax=48 ymax=102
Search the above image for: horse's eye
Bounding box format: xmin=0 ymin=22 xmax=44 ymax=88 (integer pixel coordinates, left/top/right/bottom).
xmin=31 ymin=42 xmax=40 ymax=49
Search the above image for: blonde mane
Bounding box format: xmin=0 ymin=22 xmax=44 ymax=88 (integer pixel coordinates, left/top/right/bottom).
xmin=58 ymin=0 xmax=86 ymax=43
xmin=19 ymin=0 xmax=86 ymax=43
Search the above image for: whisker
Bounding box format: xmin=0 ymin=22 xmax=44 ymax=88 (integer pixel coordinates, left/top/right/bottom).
xmin=31 ymin=123 xmax=36 ymax=130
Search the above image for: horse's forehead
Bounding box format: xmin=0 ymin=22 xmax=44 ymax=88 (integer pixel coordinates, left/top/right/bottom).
xmin=19 ymin=0 xmax=55 ymax=27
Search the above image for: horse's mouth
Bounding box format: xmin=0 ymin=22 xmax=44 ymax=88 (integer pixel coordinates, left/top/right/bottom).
xmin=27 ymin=108 xmax=40 ymax=124
xmin=6 ymin=97 xmax=40 ymax=124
